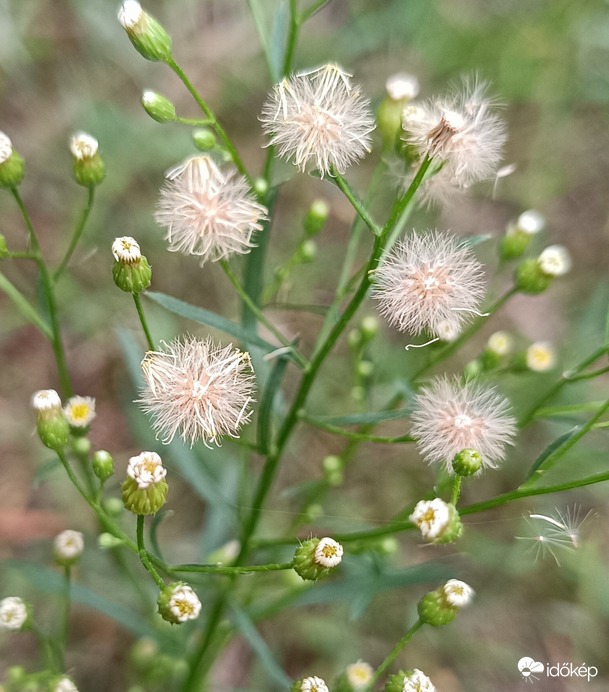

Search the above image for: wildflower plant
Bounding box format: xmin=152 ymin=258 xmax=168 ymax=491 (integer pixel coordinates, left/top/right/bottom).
xmin=1 ymin=2 xmax=608 ymax=691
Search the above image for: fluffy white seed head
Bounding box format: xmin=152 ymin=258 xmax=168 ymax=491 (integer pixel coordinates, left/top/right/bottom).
xmin=538 ymin=245 xmax=571 ymax=276
xmin=487 ymin=331 xmax=512 ymax=356
xmin=442 ymin=579 xmax=474 ymax=608
xmin=526 ymin=342 xmax=556 ymax=372
xmin=54 ymin=530 xmax=84 ymax=560
xmin=0 ymin=597 xmax=28 ymax=631
xmin=517 ymin=209 xmax=545 ymax=235
xmin=314 ymin=537 xmax=343 ymax=568
xmin=169 ymin=584 xmax=201 ymax=622
xmin=0 ymin=131 xmax=13 ymax=164
xmin=112 ymin=236 xmax=142 ymax=263
xmin=346 ymin=661 xmax=374 ymax=689
xmin=155 ymin=156 xmax=267 ymax=264
xmin=409 ymin=498 xmax=451 ymax=540
xmin=411 ymin=377 xmax=516 ymax=471
xmin=127 ymin=451 xmax=167 ymax=490
xmin=373 ymin=231 xmax=486 ymax=338
xmin=403 ymin=669 xmax=436 ymax=692
xmin=63 ymin=396 xmax=96 ymax=428
xmin=300 ymin=676 xmax=329 ymax=692
xmin=139 ymin=336 xmax=255 ymax=447
xmin=31 ymin=389 xmax=62 ymax=412
xmin=118 ymin=0 xmax=142 ymax=29
xmin=54 ymin=678 xmax=78 ymax=692
xmin=386 ymin=73 xmax=420 ymax=101
xmin=260 ymin=64 xmax=375 ymax=176
xmin=70 ymin=132 xmax=98 ymax=160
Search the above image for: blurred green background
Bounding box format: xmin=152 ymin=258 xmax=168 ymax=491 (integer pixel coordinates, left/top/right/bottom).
xmin=1 ymin=0 xmax=609 ymax=690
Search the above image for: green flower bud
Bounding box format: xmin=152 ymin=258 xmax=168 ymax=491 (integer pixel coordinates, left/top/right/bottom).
xmin=122 ymin=451 xmax=168 ymax=515
xmin=515 ymin=258 xmax=552 ymax=294
xmin=71 ymin=436 xmax=91 ymax=456
xmin=293 ymin=537 xmax=343 ymax=581
xmin=303 ymin=199 xmax=329 ymax=237
xmin=463 ymin=359 xmax=482 ymax=380
xmin=418 ymin=578 xmax=474 ymax=627
xmin=377 ymin=96 xmax=405 ymax=152
xmin=322 ymin=456 xmax=343 ymax=487
xmin=479 ymin=348 xmax=501 ymax=371
xmin=98 ymin=532 xmax=126 ymax=549
xmin=0 ymin=234 xmax=8 ymax=259
xmin=385 ymin=671 xmax=409 ymax=692
xmin=7 ymin=666 xmax=27 ymax=684
xmin=118 ymin=1 xmax=172 ymax=63
xmin=129 ymin=638 xmax=158 ymax=670
xmin=31 ymin=390 xmax=69 ymax=452
xmin=0 ymin=132 xmax=25 ymax=188
xmin=53 ymin=530 xmax=84 ymax=567
xmin=359 ymin=315 xmax=379 ymax=342
xmin=297 ymin=239 xmax=317 ymax=263
xmin=452 ymin=448 xmax=482 ymax=477
xmin=93 ymin=450 xmax=114 ymax=482
xmin=112 ymin=237 xmax=152 ymax=294
xmin=70 ymin=133 xmax=105 ymax=187
xmin=350 ymin=385 xmax=365 ymax=402
xmin=142 ymin=90 xmax=176 ymax=123
xmin=157 ymin=582 xmax=202 ymax=624
xmin=347 ymin=329 xmax=362 ymax=350
xmin=102 ymin=497 xmax=124 ymax=517
xmin=357 ymin=360 xmax=374 ymax=378
xmin=499 ymin=230 xmax=530 ymax=260
xmin=192 ymin=128 xmax=217 ymax=151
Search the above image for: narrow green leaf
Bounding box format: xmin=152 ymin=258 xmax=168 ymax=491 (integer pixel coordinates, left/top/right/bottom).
xmin=269 ymin=0 xmax=289 ymax=81
xmin=247 ymin=0 xmax=286 ymax=83
xmin=458 ymin=234 xmax=492 ymax=248
xmin=33 ymin=457 xmax=62 ymax=488
xmin=535 ymin=401 xmax=607 ymax=419
xmin=0 ymin=271 xmax=52 ymax=338
xmin=314 ymin=408 xmax=412 ymax=426
xmin=523 ymin=427 xmax=580 ymax=481
xmin=257 ymin=353 xmax=289 ymax=454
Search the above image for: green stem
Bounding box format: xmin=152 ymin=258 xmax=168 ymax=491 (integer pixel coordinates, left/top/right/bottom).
xmin=300 ymin=413 xmax=413 ymax=443
xmin=331 ymin=170 xmax=382 ymax=236
xmin=370 ymin=620 xmax=424 ymax=686
xmin=166 ymin=57 xmax=251 ymax=185
xmin=450 ymin=476 xmax=462 ymax=506
xmin=167 ymin=561 xmax=293 ymax=575
xmin=11 ymin=187 xmax=73 ymax=397
xmin=53 ymin=186 xmax=95 ymax=282
xmin=283 ymin=0 xmax=299 ymax=76
xmin=136 ymin=515 xmax=165 ymax=589
xmin=60 ymin=565 xmax=71 ymax=671
xmin=31 ymin=622 xmax=60 ymax=674
xmin=175 ymin=117 xmax=213 ymax=126
xmin=6 ymin=251 xmax=36 ymax=259
xmin=133 ymin=292 xmax=155 ymax=351
xmin=565 ymin=364 xmax=609 ymax=381
xmin=0 ymin=271 xmax=52 ymax=337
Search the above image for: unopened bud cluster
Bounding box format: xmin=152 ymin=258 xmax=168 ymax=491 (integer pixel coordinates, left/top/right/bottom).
xmin=293 ymin=537 xmax=343 ymax=581
xmin=118 ymin=1 xmax=172 ymax=63
xmin=516 ymin=245 xmax=571 ymax=294
xmin=0 ymin=131 xmax=24 ymax=187
xmin=418 ymin=579 xmax=474 ymax=626
xmin=122 ymin=451 xmax=168 ymax=515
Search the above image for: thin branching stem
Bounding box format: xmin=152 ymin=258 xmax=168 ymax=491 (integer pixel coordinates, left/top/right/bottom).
xmin=53 ymin=186 xmax=95 ymax=282
xmin=136 ymin=515 xmax=165 ymax=589
xmin=370 ymin=620 xmax=424 ymax=685
xmin=132 ymin=292 xmax=156 ymax=351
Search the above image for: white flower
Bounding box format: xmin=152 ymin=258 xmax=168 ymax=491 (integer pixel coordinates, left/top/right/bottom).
xmin=373 ymin=231 xmax=486 ymax=339
xmin=139 ymin=336 xmax=255 ymax=447
xmin=314 ymin=537 xmax=343 ymax=568
xmin=487 ymin=331 xmax=512 ymax=356
xmin=63 ymin=396 xmax=96 ymax=428
xmin=516 ymin=209 xmax=545 ymax=235
xmin=403 ymin=668 xmax=435 ymax=692
xmin=0 ymin=597 xmax=28 ymax=631
xmin=126 ymin=451 xmax=167 ymax=490
xmin=0 ymin=131 xmax=13 ymax=164
xmin=118 ymin=0 xmax=142 ymax=29
xmin=346 ymin=661 xmax=374 ymax=689
xmin=31 ymin=389 xmax=62 ymax=412
xmin=168 ymin=584 xmax=201 ymax=623
xmin=411 ymin=377 xmax=516 ymax=470
xmin=526 ymin=342 xmax=556 ymax=372
xmin=54 ymin=530 xmax=84 ymax=561
xmin=404 ymin=78 xmax=506 ymax=189
xmin=69 ymin=132 xmax=98 ymax=160
xmin=538 ymin=245 xmax=571 ymax=276
xmin=300 ymin=676 xmax=329 ymax=692
xmin=409 ymin=499 xmax=451 ymax=540
xmin=155 ymin=156 xmax=267 ymax=264
xmin=260 ymin=64 xmax=375 ymax=176
xmin=442 ymin=579 xmax=474 ymax=608
xmin=112 ymin=236 xmax=142 ymax=263
xmin=386 ymin=73 xmax=419 ymax=101
xmin=54 ymin=677 xmax=78 ymax=692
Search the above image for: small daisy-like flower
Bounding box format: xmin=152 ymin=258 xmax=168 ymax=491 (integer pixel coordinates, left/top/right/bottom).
xmin=112 ymin=236 xmax=141 ymax=263
xmin=260 ymin=64 xmax=375 ymax=176
xmin=411 ymin=377 xmax=516 ymax=471
xmin=487 ymin=331 xmax=512 ymax=356
xmin=386 ymin=73 xmax=419 ymax=102
xmin=346 ymin=661 xmax=374 ymax=689
xmin=0 ymin=131 xmax=13 ymax=164
xmin=299 ymin=676 xmax=329 ymax=692
xmin=409 ymin=499 xmax=451 ymax=540
xmin=404 ymin=77 xmax=506 ymax=188
xmin=403 ymin=669 xmax=436 ymax=692
xmin=314 ymin=537 xmax=343 ymax=568
xmin=53 ymin=677 xmax=78 ymax=692
xmin=155 ymin=156 xmax=267 ymax=264
xmin=127 ymin=451 xmax=167 ymax=489
xmin=168 ymin=584 xmax=201 ymax=623
xmin=70 ymin=132 xmax=98 ymax=160
xmin=54 ymin=530 xmax=84 ymax=563
xmin=526 ymin=342 xmax=556 ymax=372
xmin=538 ymin=245 xmax=571 ymax=276
xmin=139 ymin=336 xmax=255 ymax=447
xmin=373 ymin=231 xmax=486 ymax=339
xmin=63 ymin=396 xmax=96 ymax=428
xmin=32 ymin=389 xmax=62 ymax=414
xmin=441 ymin=579 xmax=474 ymax=608
xmin=0 ymin=597 xmax=28 ymax=631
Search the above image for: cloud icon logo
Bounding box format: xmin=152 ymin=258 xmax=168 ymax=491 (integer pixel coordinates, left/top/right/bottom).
xmin=518 ymin=657 xmax=544 ymax=681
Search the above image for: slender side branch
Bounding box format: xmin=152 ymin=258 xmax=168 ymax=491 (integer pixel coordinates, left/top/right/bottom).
xmin=370 ymin=620 xmax=424 ymax=686
xmin=0 ymin=271 xmax=52 ymax=337
xmin=53 ymin=186 xmax=95 ymax=282
xmin=136 ymin=515 xmax=165 ymax=589
xmin=133 ymin=292 xmax=156 ymax=351
xmin=301 ymin=412 xmax=414 ymax=443
xmin=331 ymin=169 xmax=382 ymax=236
xmin=167 ymin=562 xmax=293 ymax=575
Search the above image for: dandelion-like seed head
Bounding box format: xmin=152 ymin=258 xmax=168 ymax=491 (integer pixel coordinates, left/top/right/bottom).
xmin=260 ymin=64 xmax=375 ymax=176
xmin=411 ymin=377 xmax=516 ymax=471
xmin=54 ymin=530 xmax=84 ymax=561
xmin=112 ymin=236 xmax=141 ymax=263
xmin=346 ymin=661 xmax=374 ymax=689
xmin=139 ymin=336 xmax=255 ymax=447
xmin=405 ymin=78 xmax=506 ymax=189
xmin=538 ymin=245 xmax=571 ymax=276
xmin=487 ymin=331 xmax=512 ymax=356
xmin=300 ymin=676 xmax=329 ymax=692
xmin=155 ymin=156 xmax=267 ymax=264
xmin=373 ymin=231 xmax=486 ymax=338
xmin=526 ymin=342 xmax=556 ymax=372
xmin=313 ymin=537 xmax=343 ymax=568
xmin=0 ymin=131 xmax=13 ymax=164
xmin=70 ymin=132 xmax=98 ymax=160
xmin=118 ymin=0 xmax=143 ymax=29
xmin=409 ymin=498 xmax=451 ymax=540
xmin=168 ymin=584 xmax=201 ymax=623
xmin=63 ymin=396 xmax=96 ymax=428
xmin=31 ymin=389 xmax=62 ymax=413
xmin=441 ymin=579 xmax=474 ymax=608
xmin=127 ymin=451 xmax=167 ymax=490
xmin=386 ymin=73 xmax=420 ymax=101
xmin=403 ymin=669 xmax=436 ymax=692
xmin=0 ymin=597 xmax=28 ymax=631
